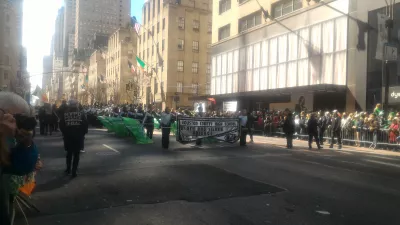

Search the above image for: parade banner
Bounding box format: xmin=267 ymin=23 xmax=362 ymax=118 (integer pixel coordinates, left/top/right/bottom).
xmin=176 ymin=117 xmax=240 ymax=144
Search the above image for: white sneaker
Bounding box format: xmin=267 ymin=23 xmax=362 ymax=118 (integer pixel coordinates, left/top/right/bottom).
xmin=80 ymin=150 xmax=86 ymax=153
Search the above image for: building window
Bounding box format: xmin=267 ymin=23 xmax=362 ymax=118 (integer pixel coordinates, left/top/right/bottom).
xmin=177 ymin=82 xmax=183 ymax=93
xmin=192 ymin=83 xmax=198 ymax=94
xmin=193 ymin=20 xmax=200 ymax=31
xmin=218 ymin=24 xmax=230 ymax=41
xmin=208 ymin=22 xmax=212 ymax=33
xmin=162 ymin=39 xmax=165 ymax=51
xmin=239 ymin=11 xmax=262 ymax=33
xmin=178 ymin=17 xmax=185 ymax=29
xmin=273 ymin=0 xmax=302 ymax=18
xmin=192 ymin=62 xmax=199 ymax=73
xmin=152 ymin=26 xmax=154 ymax=36
xmin=206 ymin=63 xmax=211 ymax=74
xmin=162 ymin=18 xmax=165 ymax=30
xmin=4 ymin=72 xmax=8 ymax=80
xmin=157 ymin=22 xmax=160 ymax=33
xmin=177 ymin=60 xmax=184 ymax=72
xmin=192 ymin=41 xmax=199 ymax=52
xmin=152 ymin=46 xmax=154 ymax=56
xmin=219 ymin=0 xmax=231 ymax=14
xmin=178 ymin=39 xmax=184 ymax=50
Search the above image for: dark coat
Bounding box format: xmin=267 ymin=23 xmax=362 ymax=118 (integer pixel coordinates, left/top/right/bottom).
xmin=331 ymin=117 xmax=342 ymax=132
xmin=283 ymin=116 xmax=295 ymax=135
xmin=60 ymin=107 xmax=88 ymax=151
xmin=307 ymin=117 xmax=319 ymax=134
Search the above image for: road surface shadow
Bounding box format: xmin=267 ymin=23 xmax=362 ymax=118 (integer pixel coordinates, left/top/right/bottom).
xmin=28 ymin=164 xmax=285 ymax=216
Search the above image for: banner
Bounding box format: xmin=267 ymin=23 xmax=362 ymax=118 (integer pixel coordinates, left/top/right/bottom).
xmin=176 ymin=117 xmax=240 ymax=143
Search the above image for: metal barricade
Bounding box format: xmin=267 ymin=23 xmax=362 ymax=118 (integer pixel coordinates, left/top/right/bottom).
xmin=259 ymin=121 xmax=399 ymax=151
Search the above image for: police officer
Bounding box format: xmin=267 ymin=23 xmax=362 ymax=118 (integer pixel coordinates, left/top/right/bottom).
xmin=60 ymin=100 xmax=88 ymax=177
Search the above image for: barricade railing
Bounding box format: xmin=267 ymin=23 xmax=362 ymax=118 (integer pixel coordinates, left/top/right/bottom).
xmin=252 ymin=122 xmax=399 ymax=151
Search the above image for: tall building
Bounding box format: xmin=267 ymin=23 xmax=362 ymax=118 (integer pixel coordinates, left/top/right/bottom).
xmin=8 ymin=0 xmax=23 ymax=45
xmin=74 ymin=0 xmax=131 ymax=49
xmin=42 ymin=55 xmax=53 ymax=94
xmin=138 ymin=0 xmax=213 ymax=109
xmin=106 ymin=28 xmax=137 ymax=104
xmin=63 ymin=0 xmax=76 ymax=67
xmin=210 ymin=0 xmax=355 ymax=111
xmin=0 ymin=1 xmax=20 ymax=92
xmin=54 ymin=7 xmax=65 ymax=57
xmin=88 ymin=50 xmax=106 ymax=104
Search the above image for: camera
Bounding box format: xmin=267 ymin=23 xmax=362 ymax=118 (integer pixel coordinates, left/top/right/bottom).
xmin=14 ymin=114 xmax=37 ymax=131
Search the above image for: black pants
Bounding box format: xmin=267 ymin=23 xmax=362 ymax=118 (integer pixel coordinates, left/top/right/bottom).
xmin=319 ymin=128 xmax=326 ymax=144
xmin=66 ymin=150 xmax=80 ymax=174
xmin=286 ymin=133 xmax=293 ymax=148
xmin=162 ymin=127 xmax=171 ymax=149
xmin=330 ymin=130 xmax=342 ymax=146
xmin=247 ymin=127 xmax=253 ymax=141
xmin=39 ymin=121 xmax=45 ymax=135
xmin=146 ymin=125 xmax=154 ymax=139
xmin=240 ymin=127 xmax=247 ymax=146
xmin=309 ymin=132 xmax=320 ymax=148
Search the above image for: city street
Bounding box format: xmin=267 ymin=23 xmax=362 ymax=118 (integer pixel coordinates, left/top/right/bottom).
xmin=15 ymin=129 xmax=400 ymax=225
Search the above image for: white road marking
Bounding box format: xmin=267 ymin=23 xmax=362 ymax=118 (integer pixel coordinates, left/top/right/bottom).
xmin=316 ymin=210 xmax=331 ymax=215
xmin=102 ymin=144 xmax=120 ymax=154
xmin=363 ymin=159 xmax=400 ymax=168
xmin=338 ymin=151 xmax=353 ymax=155
xmin=366 ymin=155 xmax=400 ymax=161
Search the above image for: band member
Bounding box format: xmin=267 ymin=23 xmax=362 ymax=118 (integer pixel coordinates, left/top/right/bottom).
xmin=160 ymin=107 xmax=173 ymax=149
xmin=143 ymin=107 xmax=155 ymax=139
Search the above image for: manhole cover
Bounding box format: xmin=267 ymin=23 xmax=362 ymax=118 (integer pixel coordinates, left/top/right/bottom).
xmin=96 ymin=152 xmax=120 ymax=156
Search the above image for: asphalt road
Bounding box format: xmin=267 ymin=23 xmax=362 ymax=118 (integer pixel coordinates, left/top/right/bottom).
xmin=15 ymin=128 xmax=400 ymax=225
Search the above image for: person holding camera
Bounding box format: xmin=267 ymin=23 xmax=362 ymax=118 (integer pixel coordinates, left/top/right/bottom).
xmin=0 ymin=92 xmax=42 ymax=225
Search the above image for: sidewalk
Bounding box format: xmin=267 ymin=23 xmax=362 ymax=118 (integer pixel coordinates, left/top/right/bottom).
xmin=252 ymin=135 xmax=400 ymax=157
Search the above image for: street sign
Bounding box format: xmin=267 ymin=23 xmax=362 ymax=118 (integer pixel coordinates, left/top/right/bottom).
xmin=385 ymin=45 xmax=397 ymax=61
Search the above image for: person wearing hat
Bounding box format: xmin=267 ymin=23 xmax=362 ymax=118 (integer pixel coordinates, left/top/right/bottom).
xmin=59 ymin=100 xmax=88 ymax=177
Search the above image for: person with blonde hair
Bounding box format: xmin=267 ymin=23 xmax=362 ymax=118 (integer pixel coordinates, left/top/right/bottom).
xmin=0 ymin=92 xmax=39 ymax=224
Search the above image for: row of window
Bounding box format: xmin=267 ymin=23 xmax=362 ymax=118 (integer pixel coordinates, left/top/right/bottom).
xmin=143 ymin=0 xmax=161 ymax=25
xmin=176 ymin=60 xmax=211 ymax=74
xmin=218 ymin=0 xmax=303 ymax=41
xmin=175 ymin=82 xmax=200 ymax=94
xmin=212 ymin=16 xmax=348 ymax=95
xmin=140 ymin=18 xmax=211 ymax=44
xmin=139 ymin=18 xmax=165 ymax=43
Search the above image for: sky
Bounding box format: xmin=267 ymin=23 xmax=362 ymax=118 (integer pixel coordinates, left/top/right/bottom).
xmin=23 ymin=0 xmax=143 ymax=90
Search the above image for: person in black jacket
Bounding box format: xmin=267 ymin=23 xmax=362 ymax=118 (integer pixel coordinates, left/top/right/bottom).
xmin=330 ymin=110 xmax=342 ymax=149
xmin=247 ymin=111 xmax=255 ymax=143
xmin=308 ymin=113 xmax=322 ymax=149
xmin=59 ymin=100 xmax=88 ymax=177
xmin=283 ymin=112 xmax=295 ymax=149
xmin=318 ymin=111 xmax=330 ymax=145
xmin=143 ymin=107 xmax=155 ymax=139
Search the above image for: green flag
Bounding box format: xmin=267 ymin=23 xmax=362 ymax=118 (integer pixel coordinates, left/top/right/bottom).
xmin=136 ymin=56 xmax=146 ymax=70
